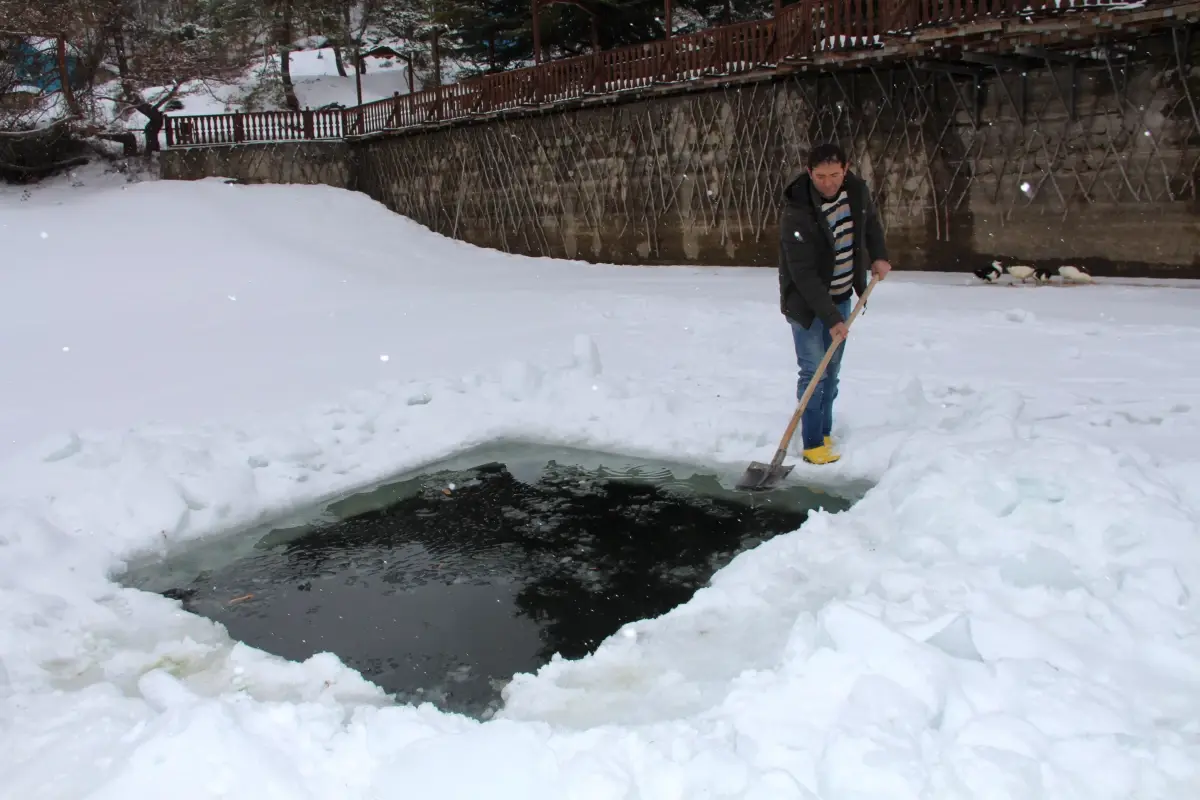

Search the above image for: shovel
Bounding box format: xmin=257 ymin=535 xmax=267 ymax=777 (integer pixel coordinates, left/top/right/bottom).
xmin=736 ymin=275 xmax=881 ymax=492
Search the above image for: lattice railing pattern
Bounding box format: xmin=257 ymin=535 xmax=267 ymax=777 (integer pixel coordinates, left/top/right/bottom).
xmin=354 ymin=30 xmax=1199 ymax=269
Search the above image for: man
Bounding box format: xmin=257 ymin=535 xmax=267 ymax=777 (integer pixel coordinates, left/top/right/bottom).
xmin=777 ymin=142 xmax=892 ymax=465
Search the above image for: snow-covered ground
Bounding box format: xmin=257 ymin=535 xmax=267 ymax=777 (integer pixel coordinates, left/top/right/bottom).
xmin=1 ymin=166 xmax=1198 ymax=798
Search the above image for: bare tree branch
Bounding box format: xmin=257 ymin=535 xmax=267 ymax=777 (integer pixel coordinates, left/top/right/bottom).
xmin=0 ymin=116 xmax=81 ymax=138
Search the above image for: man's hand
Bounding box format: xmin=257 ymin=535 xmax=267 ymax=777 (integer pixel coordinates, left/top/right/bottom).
xmin=871 ymin=259 xmax=892 ymax=279
xmin=830 ymin=321 xmax=849 ymax=342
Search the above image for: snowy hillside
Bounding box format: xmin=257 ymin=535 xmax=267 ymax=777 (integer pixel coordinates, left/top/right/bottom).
xmin=155 ymin=46 xmax=443 ymax=118
xmin=1 ymin=167 xmax=1198 ymax=798
xmin=6 ymin=44 xmax=446 ymax=136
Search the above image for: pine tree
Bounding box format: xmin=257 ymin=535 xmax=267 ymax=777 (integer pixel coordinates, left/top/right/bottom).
xmin=444 ymin=0 xmax=527 ymax=75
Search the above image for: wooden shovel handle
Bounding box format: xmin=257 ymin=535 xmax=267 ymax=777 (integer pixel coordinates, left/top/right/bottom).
xmin=770 ymin=275 xmax=881 ymax=466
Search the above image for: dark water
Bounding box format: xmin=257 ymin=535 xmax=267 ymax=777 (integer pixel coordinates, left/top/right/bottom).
xmin=123 ymin=444 xmax=851 ymax=719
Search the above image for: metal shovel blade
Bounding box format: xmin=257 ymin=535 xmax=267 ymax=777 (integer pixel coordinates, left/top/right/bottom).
xmin=735 ymin=460 xmax=794 ymax=492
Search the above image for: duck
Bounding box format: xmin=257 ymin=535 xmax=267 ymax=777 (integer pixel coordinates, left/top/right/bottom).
xmin=1058 ymin=264 xmax=1094 ymax=284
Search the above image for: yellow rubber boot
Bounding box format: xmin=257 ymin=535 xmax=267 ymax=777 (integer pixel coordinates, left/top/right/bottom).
xmin=802 ymin=444 xmax=841 ymax=465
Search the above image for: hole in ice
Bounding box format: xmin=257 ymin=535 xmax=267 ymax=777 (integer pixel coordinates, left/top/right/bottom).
xmin=121 ymin=441 xmax=852 ymax=719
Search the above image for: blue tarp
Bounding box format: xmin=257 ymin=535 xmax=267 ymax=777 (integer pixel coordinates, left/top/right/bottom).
xmin=5 ymin=38 xmax=86 ymax=92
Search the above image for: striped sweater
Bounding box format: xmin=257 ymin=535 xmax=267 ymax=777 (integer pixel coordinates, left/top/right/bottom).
xmin=819 ymin=189 xmax=855 ymax=302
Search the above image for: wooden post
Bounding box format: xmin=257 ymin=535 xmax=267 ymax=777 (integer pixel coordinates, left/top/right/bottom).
xmin=664 ymin=0 xmax=674 ymax=81
xmin=880 ymin=0 xmax=905 ymax=32
xmin=432 ymin=30 xmax=444 ymax=121
xmin=773 ymin=0 xmax=783 ymax=63
xmin=532 ymin=0 xmax=542 ymax=64
xmin=432 ymin=30 xmax=442 ymax=87
xmin=302 ymin=108 xmax=314 ymax=138
xmin=233 ymin=111 xmax=245 ymax=142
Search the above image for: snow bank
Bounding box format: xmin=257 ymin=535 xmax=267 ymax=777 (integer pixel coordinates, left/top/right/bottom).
xmin=1 ymin=168 xmax=1198 ymax=797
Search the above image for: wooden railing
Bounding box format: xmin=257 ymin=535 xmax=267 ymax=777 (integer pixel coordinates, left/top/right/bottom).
xmin=163 ymin=0 xmax=1155 ymax=147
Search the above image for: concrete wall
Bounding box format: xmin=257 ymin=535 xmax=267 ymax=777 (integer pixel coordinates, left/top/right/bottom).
xmin=161 ymin=34 xmax=1200 ymax=277
xmin=159 ymin=141 xmax=351 ymax=188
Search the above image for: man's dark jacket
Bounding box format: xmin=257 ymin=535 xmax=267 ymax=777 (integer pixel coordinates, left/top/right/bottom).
xmin=778 ymin=169 xmax=888 ymax=329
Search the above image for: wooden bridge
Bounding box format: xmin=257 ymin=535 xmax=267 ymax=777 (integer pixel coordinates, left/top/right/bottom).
xmin=165 ymin=0 xmax=1199 ymax=148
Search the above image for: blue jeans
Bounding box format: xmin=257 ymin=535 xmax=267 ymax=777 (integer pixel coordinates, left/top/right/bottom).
xmin=790 ymin=297 xmax=851 ymax=450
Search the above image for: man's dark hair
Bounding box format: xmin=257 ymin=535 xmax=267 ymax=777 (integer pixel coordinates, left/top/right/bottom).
xmin=806 ymin=143 xmax=847 ymax=170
